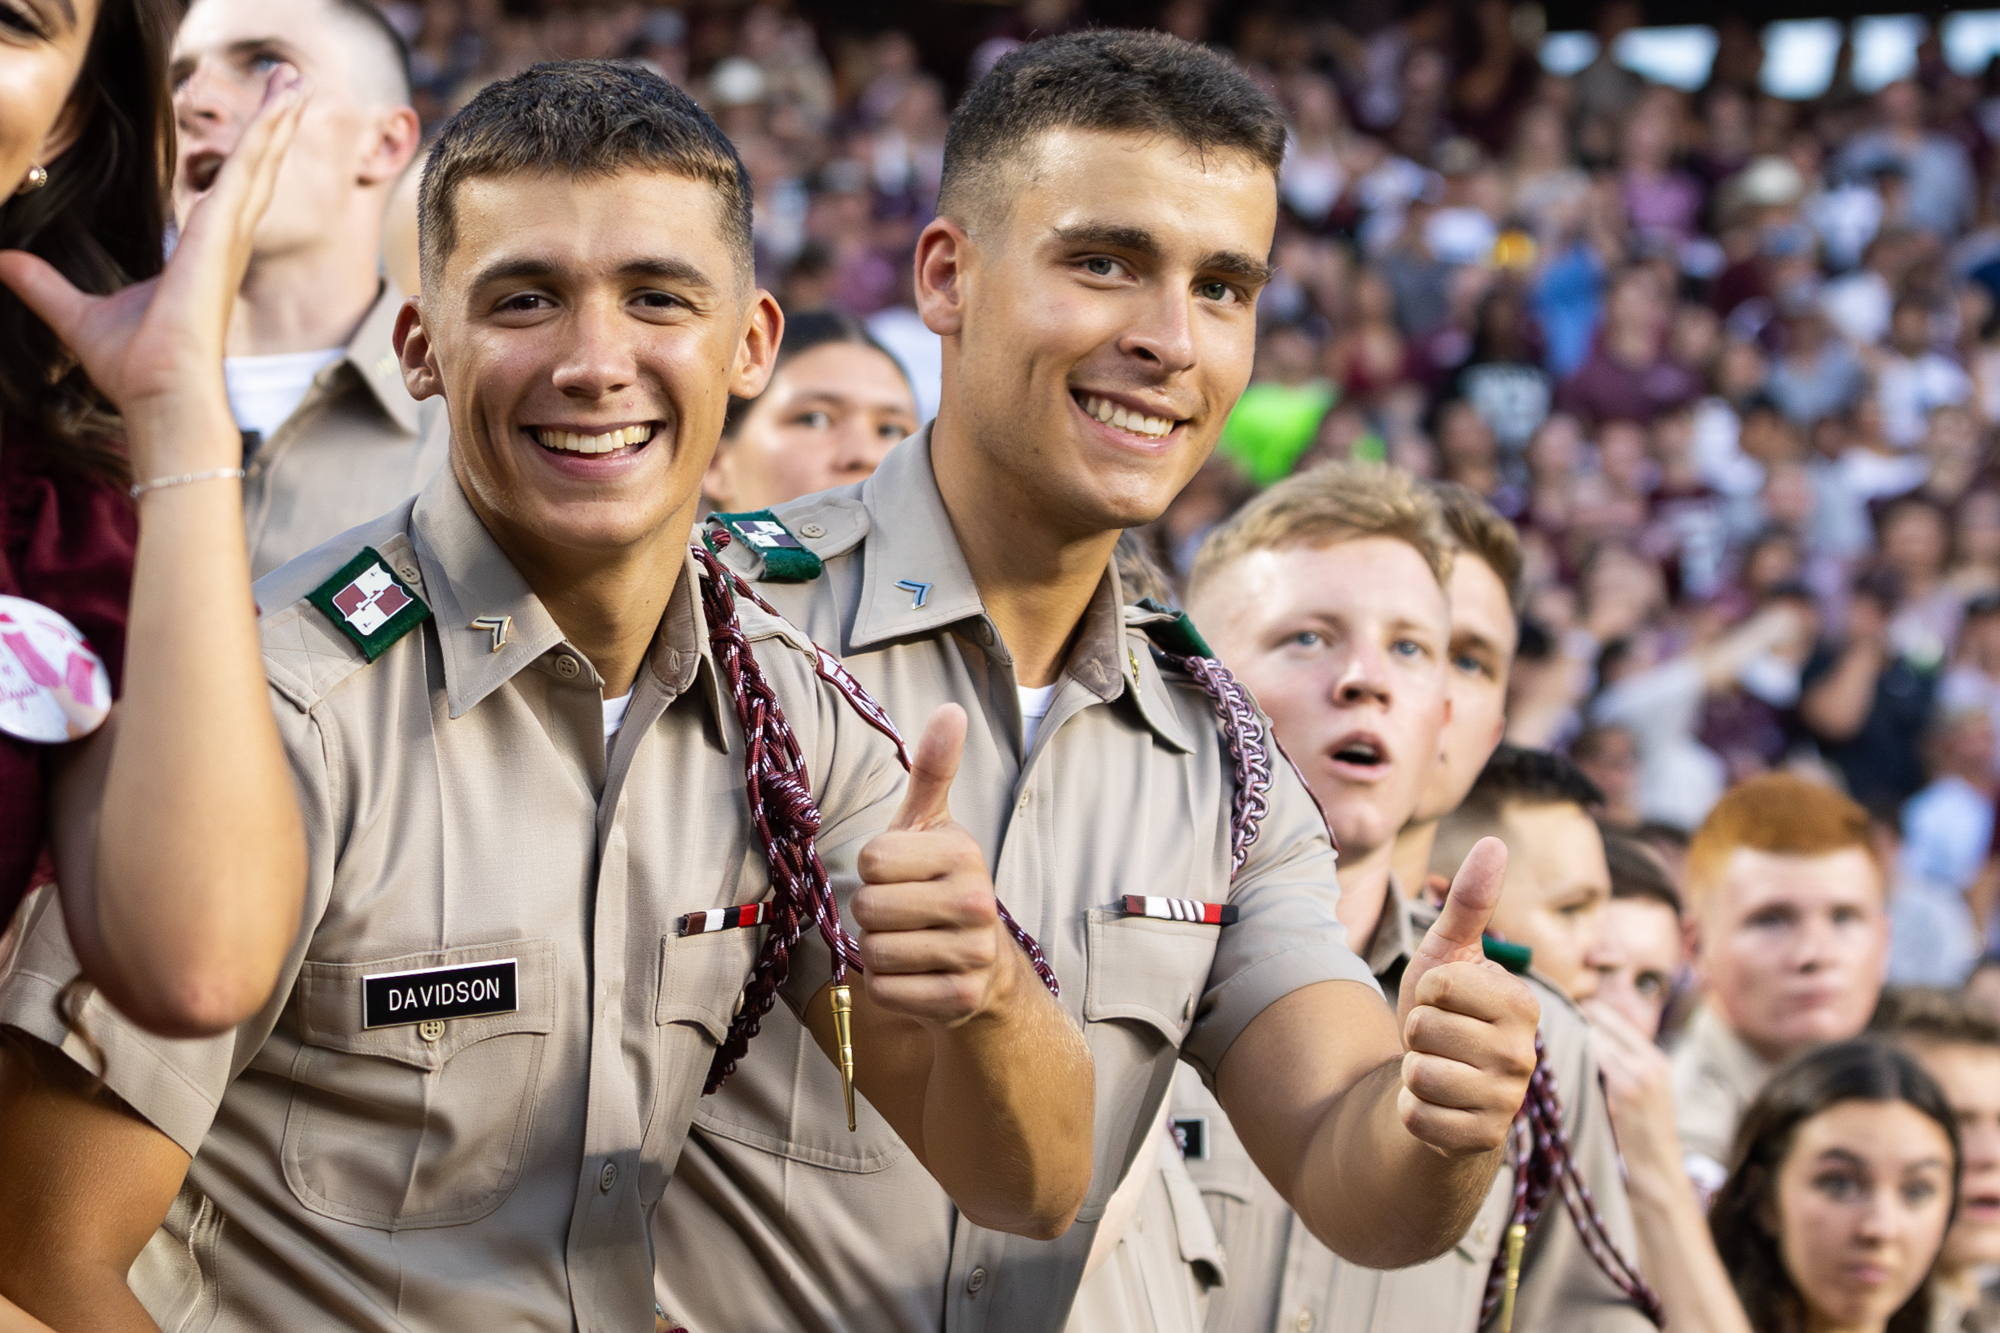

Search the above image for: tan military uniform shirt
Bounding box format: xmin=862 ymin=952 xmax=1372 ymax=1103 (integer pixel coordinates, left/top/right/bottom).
xmin=242 ymin=280 xmax=447 ymax=579
xmin=1670 ymin=1002 xmax=1773 ymax=1188
xmin=0 ymin=468 xmax=906 ymax=1332
xmin=1174 ymin=895 xmax=1658 ymax=1333
xmin=653 ymin=432 xmax=1375 ymax=1333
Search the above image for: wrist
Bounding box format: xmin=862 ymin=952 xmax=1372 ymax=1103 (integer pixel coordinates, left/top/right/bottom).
xmin=122 ymin=393 xmax=242 ymax=473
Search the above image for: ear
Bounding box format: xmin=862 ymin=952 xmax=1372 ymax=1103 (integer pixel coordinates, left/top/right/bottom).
xmin=913 ymin=216 xmax=970 ymax=338
xmin=727 ymin=288 xmax=783 ymax=399
xmin=394 ymin=297 xmax=443 ymax=401
xmin=359 ymin=105 xmax=422 ymax=188
xmin=702 ymin=442 xmax=739 ymax=514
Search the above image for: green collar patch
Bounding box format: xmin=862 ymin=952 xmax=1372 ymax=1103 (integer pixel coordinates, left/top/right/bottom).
xmin=306 ymin=546 xmax=432 ymax=662
xmin=710 ymin=509 xmax=823 ymax=583
xmin=1136 ymin=597 xmax=1215 ymax=660
xmin=1481 ymin=937 xmax=1533 ymax=975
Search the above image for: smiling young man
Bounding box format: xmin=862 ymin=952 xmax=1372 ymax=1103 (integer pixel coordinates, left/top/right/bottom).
xmin=658 ymin=31 xmax=1539 ymax=1333
xmin=0 ymin=63 xmax=1091 ymax=1333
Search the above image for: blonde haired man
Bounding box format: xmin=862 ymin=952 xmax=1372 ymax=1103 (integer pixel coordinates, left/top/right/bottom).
xmin=1164 ymin=468 xmax=1656 ymax=1333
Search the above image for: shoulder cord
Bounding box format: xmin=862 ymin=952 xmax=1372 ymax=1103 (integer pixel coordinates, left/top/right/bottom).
xmin=1478 ymin=1036 xmax=1666 ymax=1328
xmin=1171 ymin=654 xmax=1278 ymax=875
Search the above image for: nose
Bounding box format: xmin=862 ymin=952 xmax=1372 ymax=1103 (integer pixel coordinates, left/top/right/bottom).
xmin=830 ymin=418 xmax=888 ymax=477
xmin=1116 ymin=283 xmax=1197 ymax=378
xmin=550 ymin=299 xmax=636 ymax=400
xmin=1330 ymin=639 xmax=1391 ymax=708
xmin=173 ymin=58 xmax=231 ymax=137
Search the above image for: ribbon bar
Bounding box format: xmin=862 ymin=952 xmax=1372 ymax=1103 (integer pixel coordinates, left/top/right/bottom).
xmin=1122 ymin=895 xmax=1238 ymax=925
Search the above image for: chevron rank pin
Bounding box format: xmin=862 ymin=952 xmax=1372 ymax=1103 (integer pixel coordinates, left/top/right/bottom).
xmin=1121 ymin=895 xmax=1239 ymax=925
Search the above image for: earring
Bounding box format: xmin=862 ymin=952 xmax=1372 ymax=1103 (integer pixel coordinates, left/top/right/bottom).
xmin=15 ymin=164 xmax=47 ymax=195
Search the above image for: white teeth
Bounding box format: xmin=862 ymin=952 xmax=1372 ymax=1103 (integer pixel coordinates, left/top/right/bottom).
xmin=1078 ymin=394 xmax=1173 ymax=439
xmin=536 ymin=424 xmax=654 ymax=455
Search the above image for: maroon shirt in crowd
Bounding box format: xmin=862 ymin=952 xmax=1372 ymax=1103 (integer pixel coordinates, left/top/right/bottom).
xmin=1556 ymin=341 xmax=1702 ymax=426
xmin=1 ymin=421 xmax=135 ymax=924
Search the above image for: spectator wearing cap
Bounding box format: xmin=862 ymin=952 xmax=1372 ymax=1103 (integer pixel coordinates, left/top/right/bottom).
xmin=1670 ymin=775 xmax=1891 ymax=1198
xmin=1557 ymin=265 xmax=1702 ymax=427
xmin=1837 ymin=79 xmax=1977 ymax=240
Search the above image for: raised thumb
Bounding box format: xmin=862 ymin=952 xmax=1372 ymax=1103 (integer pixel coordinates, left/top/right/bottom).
xmin=1418 ymin=836 xmax=1508 ymax=961
xmin=889 ymin=703 xmax=965 ymax=832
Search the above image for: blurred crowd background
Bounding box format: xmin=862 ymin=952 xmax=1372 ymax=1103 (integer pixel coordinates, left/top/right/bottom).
xmin=367 ymin=0 xmax=2000 ymax=994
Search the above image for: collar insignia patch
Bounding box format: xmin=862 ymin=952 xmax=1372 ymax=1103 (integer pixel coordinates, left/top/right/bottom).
xmin=307 ymin=547 xmax=431 ymax=662
xmin=894 ymin=579 xmax=931 ymax=609
xmin=710 ymin=509 xmax=824 ymax=582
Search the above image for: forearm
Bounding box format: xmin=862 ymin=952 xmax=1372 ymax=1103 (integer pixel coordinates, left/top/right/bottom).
xmin=919 ymin=952 xmax=1093 ymax=1239
xmin=1801 ymin=646 xmax=1880 ymax=739
xmin=1291 ymin=1059 xmax=1503 ymax=1268
xmin=87 ymin=400 xmax=305 ymax=1036
xmin=0 ymin=1266 xmax=161 ymax=1333
xmin=1622 ymin=1155 xmax=1752 ymax=1333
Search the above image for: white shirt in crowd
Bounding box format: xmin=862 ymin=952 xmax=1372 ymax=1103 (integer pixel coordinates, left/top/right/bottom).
xmin=224 ymin=347 xmax=346 ymax=440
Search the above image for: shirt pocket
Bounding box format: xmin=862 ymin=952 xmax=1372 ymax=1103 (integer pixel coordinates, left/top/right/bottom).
xmin=641 ymin=928 xmax=765 ymax=1193
xmin=281 ymin=938 xmax=556 ymax=1230
xmin=1083 ymin=908 xmax=1220 ymax=1048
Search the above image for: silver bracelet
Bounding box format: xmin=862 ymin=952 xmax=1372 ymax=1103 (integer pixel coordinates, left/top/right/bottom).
xmin=128 ymin=466 xmax=245 ymax=499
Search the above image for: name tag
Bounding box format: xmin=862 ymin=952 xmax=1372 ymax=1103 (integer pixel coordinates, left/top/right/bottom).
xmin=362 ymin=958 xmax=518 ymax=1029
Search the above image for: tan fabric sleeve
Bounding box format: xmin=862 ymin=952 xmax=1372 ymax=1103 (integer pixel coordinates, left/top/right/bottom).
xmin=1178 ymin=755 xmax=1380 ymax=1088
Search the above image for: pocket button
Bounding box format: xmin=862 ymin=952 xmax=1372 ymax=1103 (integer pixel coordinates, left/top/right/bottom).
xmin=966 ymin=1266 xmax=987 ymax=1294
xmin=419 ymin=1019 xmax=445 ymax=1043
xmin=600 ymin=1160 xmax=618 ymax=1193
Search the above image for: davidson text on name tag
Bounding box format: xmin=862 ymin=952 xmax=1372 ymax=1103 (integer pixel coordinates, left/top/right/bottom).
xmin=362 ymin=958 xmax=519 ymax=1029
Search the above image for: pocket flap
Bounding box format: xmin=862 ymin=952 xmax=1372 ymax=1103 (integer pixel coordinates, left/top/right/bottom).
xmin=1084 ymin=908 xmax=1220 ymax=1045
xmin=297 ymin=939 xmax=556 ymax=1069
xmin=657 ymin=929 xmax=762 ymax=1042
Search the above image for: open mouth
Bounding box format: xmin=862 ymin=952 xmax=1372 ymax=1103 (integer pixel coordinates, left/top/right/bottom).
xmin=1964 ymin=1190 xmax=2000 ymax=1221
xmin=184 ymin=150 xmax=226 ymax=193
xmin=529 ymin=423 xmax=656 ymax=458
xmin=1330 ymin=734 xmax=1388 ymax=770
xmin=1073 ymin=391 xmax=1182 ymax=441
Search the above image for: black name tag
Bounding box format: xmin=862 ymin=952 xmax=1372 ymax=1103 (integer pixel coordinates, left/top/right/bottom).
xmin=362 ymin=958 xmax=517 ymax=1029
xmin=1172 ymin=1116 xmax=1208 ymax=1161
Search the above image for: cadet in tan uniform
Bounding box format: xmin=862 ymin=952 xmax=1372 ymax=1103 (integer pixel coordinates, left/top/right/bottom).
xmin=0 ymin=62 xmax=1092 ymax=1333
xmin=1163 ymin=485 xmax=1662 ymax=1333
xmin=171 ymin=0 xmax=446 ymax=578
xmin=655 ymin=32 xmax=1542 ymax=1333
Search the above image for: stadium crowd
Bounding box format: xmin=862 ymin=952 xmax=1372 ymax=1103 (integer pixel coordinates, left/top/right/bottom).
xmin=14 ymin=0 xmax=2000 ymax=1331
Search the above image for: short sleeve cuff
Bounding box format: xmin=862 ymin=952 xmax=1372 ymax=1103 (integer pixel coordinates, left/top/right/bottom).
xmin=1178 ymin=940 xmax=1381 ymax=1089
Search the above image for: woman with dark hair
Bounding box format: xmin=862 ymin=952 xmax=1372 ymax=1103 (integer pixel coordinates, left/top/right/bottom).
xmin=1711 ymin=1039 xmax=1961 ymax=1333
xmin=0 ymin=0 xmax=310 ymax=1035
xmin=702 ymin=308 xmax=918 ymax=514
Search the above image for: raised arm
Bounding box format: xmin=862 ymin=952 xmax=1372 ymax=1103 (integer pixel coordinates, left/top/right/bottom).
xmin=802 ymin=705 xmax=1093 ymax=1240
xmin=1215 ymin=838 xmax=1539 ymax=1267
xmin=8 ymin=68 xmax=311 ymax=1036
xmin=0 ymin=1034 xmax=190 ymax=1331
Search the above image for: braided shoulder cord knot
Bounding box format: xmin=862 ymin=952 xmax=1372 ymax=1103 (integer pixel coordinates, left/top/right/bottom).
xmin=1479 ymin=1036 xmax=1666 ymax=1328
xmin=1167 ymin=653 xmax=1278 ymax=874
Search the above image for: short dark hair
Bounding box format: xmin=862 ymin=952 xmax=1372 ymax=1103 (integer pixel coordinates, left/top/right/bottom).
xmin=1461 ymin=745 xmax=1605 ymax=819
xmin=1873 ymin=986 xmax=2000 ymax=1049
xmin=418 ymin=60 xmax=751 ymax=294
xmin=1602 ymin=824 xmax=1681 ymax=915
xmin=938 ymin=29 xmax=1285 ymax=233
xmin=1710 ymin=1040 xmax=1957 ymax=1333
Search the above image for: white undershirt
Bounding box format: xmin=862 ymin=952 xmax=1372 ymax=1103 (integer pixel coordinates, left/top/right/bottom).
xmin=602 ymin=692 xmax=634 ymax=742
xmin=1018 ymin=683 xmax=1058 ymax=752
xmin=223 ymin=347 xmax=344 ymax=439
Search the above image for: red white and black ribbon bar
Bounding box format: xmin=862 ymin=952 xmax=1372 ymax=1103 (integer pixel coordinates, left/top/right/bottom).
xmin=679 ymin=903 xmax=771 ymax=935
xmin=1122 ymin=895 xmax=1238 ymax=925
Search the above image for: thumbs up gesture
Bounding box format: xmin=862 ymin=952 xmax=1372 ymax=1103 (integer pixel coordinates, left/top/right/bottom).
xmin=1394 ymin=837 xmax=1541 ymax=1156
xmin=853 ymin=705 xmax=1020 ymax=1028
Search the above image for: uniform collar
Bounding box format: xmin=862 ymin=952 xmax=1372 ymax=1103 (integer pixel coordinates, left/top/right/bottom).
xmin=409 ymin=468 xmax=722 ymax=729
xmin=1685 ymin=1001 xmax=1775 ymax=1092
xmin=342 ymin=279 xmax=422 ymax=436
xmin=856 ymin=427 xmax=1192 ymax=752
xmin=1364 ymin=882 xmax=1418 ymax=977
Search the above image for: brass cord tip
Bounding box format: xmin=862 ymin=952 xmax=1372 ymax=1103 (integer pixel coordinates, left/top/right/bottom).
xmin=1498 ymin=1222 xmax=1528 ymax=1333
xmin=831 ymin=983 xmax=856 ymax=1132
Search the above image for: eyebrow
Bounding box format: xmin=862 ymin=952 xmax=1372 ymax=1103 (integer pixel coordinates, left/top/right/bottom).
xmin=467 ymin=255 xmax=719 ymax=291
xmin=1050 ymin=223 xmax=1275 ymax=287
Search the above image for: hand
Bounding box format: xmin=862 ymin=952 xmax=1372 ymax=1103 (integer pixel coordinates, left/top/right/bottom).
xmin=852 ymin=704 xmax=1018 ymax=1029
xmin=0 ymin=65 xmax=308 ymax=474
xmin=1585 ymin=999 xmax=1684 ymax=1177
xmin=1394 ymin=837 xmax=1540 ymax=1157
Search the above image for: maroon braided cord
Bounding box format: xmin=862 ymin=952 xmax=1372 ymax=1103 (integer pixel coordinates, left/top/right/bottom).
xmin=1479 ymin=1036 xmax=1666 ymax=1327
xmin=695 ymin=546 xmax=866 ymax=1093
xmin=703 ymin=528 xmax=1060 ymax=998
xmin=1171 ymin=654 xmax=1275 ymax=877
